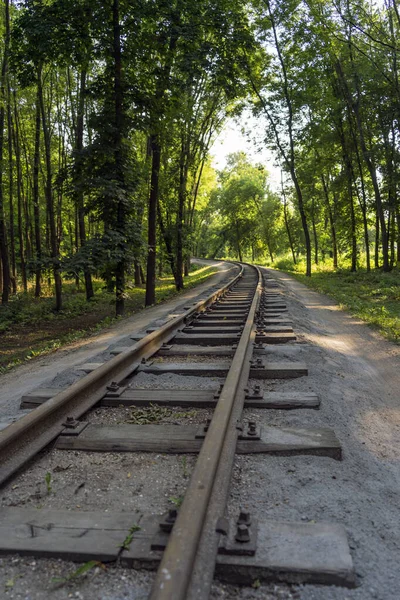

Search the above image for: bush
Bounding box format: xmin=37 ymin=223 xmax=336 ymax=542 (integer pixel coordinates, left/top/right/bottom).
xmin=273 ymin=256 xmax=297 ymax=271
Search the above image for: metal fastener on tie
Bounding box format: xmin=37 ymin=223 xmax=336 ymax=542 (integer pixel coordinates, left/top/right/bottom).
xmin=235 ymin=524 xmax=250 ymax=543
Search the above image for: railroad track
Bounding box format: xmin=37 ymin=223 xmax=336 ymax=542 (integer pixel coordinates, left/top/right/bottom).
xmin=0 ymin=263 xmax=355 ymax=598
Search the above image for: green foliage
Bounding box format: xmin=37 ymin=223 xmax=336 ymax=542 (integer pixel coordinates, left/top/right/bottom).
xmin=273 ymin=256 xmax=297 ymax=271
xmin=169 ymin=496 xmax=184 ymax=508
xmin=3 ymin=0 xmax=400 ymax=332
xmin=44 ymin=472 xmax=52 ymax=495
xmin=51 ymin=560 xmax=105 ymax=586
xmin=120 ymin=524 xmax=141 ymax=551
xmin=199 ymin=152 xmax=283 ymax=262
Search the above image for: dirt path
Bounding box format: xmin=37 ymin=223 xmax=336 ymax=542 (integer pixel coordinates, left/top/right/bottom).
xmin=257 ymin=268 xmax=400 ymax=600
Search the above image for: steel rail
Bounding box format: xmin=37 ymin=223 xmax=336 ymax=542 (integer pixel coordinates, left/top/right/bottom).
xmin=149 ymin=264 xmax=262 ymax=600
xmin=0 ymin=263 xmax=243 ymax=487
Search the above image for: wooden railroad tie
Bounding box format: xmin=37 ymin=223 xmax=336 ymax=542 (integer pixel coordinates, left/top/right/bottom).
xmin=0 ymin=507 xmax=355 ymax=588
xmin=21 ymin=387 xmax=320 ymax=410
xmin=55 ymin=423 xmax=341 ymax=460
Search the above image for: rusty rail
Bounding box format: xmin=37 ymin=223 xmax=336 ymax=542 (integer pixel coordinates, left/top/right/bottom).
xmin=0 ymin=262 xmax=243 ymax=486
xmin=149 ymin=265 xmax=262 ymax=600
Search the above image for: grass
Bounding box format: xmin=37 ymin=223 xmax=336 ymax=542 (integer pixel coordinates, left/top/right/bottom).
xmin=0 ymin=264 xmax=218 ymax=374
xmin=273 ymin=259 xmax=400 ymax=344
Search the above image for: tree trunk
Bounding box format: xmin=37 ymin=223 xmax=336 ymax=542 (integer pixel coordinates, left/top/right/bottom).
xmin=158 ymin=233 xmax=163 ymax=277
xmin=144 ymin=17 xmax=180 ymax=305
xmin=113 ymin=0 xmax=126 ymax=317
xmin=292 ymin=176 xmax=312 ymax=275
xmin=390 ymin=208 xmax=396 ymax=268
xmin=282 ymin=184 xmax=296 ymax=265
xmin=175 ymin=137 xmax=188 ymax=291
xmin=311 ymin=198 xmax=318 ymax=265
xmin=134 ymin=260 xmax=141 ymax=285
xmin=265 ymin=3 xmax=311 ymax=275
xmin=351 ymin=82 xmax=388 ymax=269
xmin=235 ymin=220 xmax=243 ymax=262
xmin=33 ymin=81 xmax=42 ymax=297
xmin=396 ymin=210 xmax=400 ymax=266
xmin=321 ymin=174 xmax=338 ymax=269
xmin=184 ymin=256 xmax=190 ymax=276
xmin=157 ymin=202 xmax=176 ymax=278
xmin=145 ymin=135 xmax=161 ymax=306
xmin=0 ymin=0 xmax=10 ymax=304
xmin=353 ymin=129 xmax=370 ymax=272
xmin=7 ymin=84 xmax=16 ymax=293
xmin=76 ymin=68 xmax=94 ymax=301
xmin=349 ymin=183 xmax=357 ymax=272
xmin=12 ymin=90 xmax=27 ymax=291
xmin=38 ymin=66 xmax=62 ymax=311
xmin=375 ymin=212 xmax=380 ymax=268
xmin=337 ymin=112 xmax=357 ymax=271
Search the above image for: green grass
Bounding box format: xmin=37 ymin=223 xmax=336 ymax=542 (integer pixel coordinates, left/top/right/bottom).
xmin=279 ymin=265 xmax=400 ymax=344
xmin=0 ymin=264 xmax=218 ymax=374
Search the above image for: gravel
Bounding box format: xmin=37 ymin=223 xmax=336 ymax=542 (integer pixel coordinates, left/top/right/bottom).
xmin=0 ymin=448 xmax=196 ymax=514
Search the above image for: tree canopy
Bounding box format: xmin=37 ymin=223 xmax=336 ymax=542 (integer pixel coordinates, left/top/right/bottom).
xmin=1 ymin=0 xmax=400 ymax=314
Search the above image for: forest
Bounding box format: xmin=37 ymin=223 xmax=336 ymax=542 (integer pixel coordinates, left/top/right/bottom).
xmin=0 ymin=0 xmax=400 ymax=323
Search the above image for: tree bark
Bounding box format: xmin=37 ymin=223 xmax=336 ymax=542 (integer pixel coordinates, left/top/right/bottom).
xmin=353 ymin=143 xmax=370 ymax=272
xmin=145 ymin=135 xmax=161 ymax=306
xmin=38 ymin=66 xmax=62 ymax=311
xmin=265 ymin=1 xmax=312 ymax=275
xmin=336 ymin=58 xmax=389 ymax=270
xmin=235 ymin=220 xmax=243 ymax=262
xmin=0 ymin=0 xmax=11 ymax=303
xmin=145 ymin=15 xmax=180 ymax=304
xmin=12 ymin=90 xmax=27 ymax=291
xmin=76 ymin=68 xmax=94 ymax=301
xmin=349 ymin=180 xmax=357 ymax=272
xmin=7 ymin=83 xmax=16 ymax=293
xmin=157 ymin=200 xmax=176 ymax=278
xmin=311 ymin=198 xmax=318 ymax=265
xmin=321 ymin=174 xmax=338 ymax=269
xmin=375 ymin=212 xmax=380 ymax=268
xmin=175 ymin=136 xmax=189 ymax=291
xmin=33 ymin=80 xmax=42 ymax=297
xmin=134 ymin=260 xmax=141 ymax=285
xmin=112 ymin=0 xmax=126 ymax=317
xmin=282 ymin=178 xmax=296 ymax=265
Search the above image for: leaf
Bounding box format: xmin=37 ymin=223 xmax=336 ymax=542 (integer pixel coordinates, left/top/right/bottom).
xmin=169 ymin=496 xmax=184 ymax=507
xmin=45 ymin=472 xmax=52 ymax=494
xmin=69 ymin=561 xmax=100 ymax=579
xmin=120 ymin=524 xmax=141 ymax=550
xmin=51 ymin=560 xmax=104 ymax=586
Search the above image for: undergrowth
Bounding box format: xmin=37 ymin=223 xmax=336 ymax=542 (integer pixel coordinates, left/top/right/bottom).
xmin=0 ymin=264 xmax=218 ymax=374
xmin=269 ymin=256 xmax=400 ymax=344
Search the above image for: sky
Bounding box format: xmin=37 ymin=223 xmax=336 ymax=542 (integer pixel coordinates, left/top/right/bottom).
xmin=209 ymin=115 xmax=282 ymax=191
